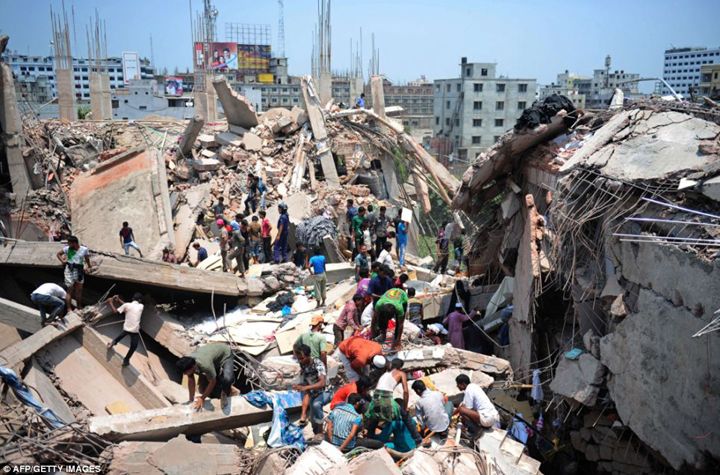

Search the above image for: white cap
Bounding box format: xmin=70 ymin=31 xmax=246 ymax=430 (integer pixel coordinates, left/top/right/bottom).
xmin=372 ymin=355 xmax=387 ymax=368
xmin=455 ymin=302 xmax=463 ymax=308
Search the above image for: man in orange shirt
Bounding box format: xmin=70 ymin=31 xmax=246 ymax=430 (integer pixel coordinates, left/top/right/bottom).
xmin=335 ymin=335 xmax=384 ymax=382
xmin=330 ymin=376 xmax=372 ymax=410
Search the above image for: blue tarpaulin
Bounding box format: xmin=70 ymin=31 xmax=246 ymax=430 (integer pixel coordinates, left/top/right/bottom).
xmin=0 ymin=366 xmax=66 ymax=428
xmin=244 ymin=389 xmax=305 ymax=450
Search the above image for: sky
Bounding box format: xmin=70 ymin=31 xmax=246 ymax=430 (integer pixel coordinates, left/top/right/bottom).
xmin=2 ymin=0 xmax=720 ymax=90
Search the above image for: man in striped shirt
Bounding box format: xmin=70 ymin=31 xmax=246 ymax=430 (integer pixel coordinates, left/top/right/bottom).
xmin=326 ymin=394 xmax=382 ymax=452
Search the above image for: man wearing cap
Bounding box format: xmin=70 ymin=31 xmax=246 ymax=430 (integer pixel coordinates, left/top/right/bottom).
xmin=294 ymin=315 xmax=327 ymax=367
xmin=335 ymin=335 xmax=383 ymax=382
xmin=443 ymin=303 xmax=471 ymax=349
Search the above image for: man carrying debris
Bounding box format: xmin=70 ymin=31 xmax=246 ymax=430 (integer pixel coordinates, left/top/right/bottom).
xmin=412 ymin=380 xmax=452 ymax=437
xmin=119 ymin=221 xmax=143 ymax=257
xmin=259 ymin=210 xmax=273 ymax=263
xmin=30 ymin=282 xmax=66 ymax=326
xmin=334 ymin=294 xmax=364 ymax=346
xmin=454 ymin=373 xmax=500 ymax=432
xmin=56 ymin=235 xmax=93 ymax=310
xmin=308 ymin=247 xmax=328 ymax=307
xmin=293 ymin=343 xmax=331 ymax=435
xmin=106 ymin=293 xmax=144 ymax=367
xmin=294 ymin=315 xmax=328 ymax=366
xmin=335 ymin=335 xmax=383 ymax=381
xmin=273 ymin=202 xmax=290 ymax=263
xmin=373 ymin=287 xmax=408 ymax=349
xmin=177 ymin=343 xmax=236 ymax=410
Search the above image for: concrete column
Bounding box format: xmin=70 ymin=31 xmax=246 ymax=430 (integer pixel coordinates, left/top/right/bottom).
xmin=55 ymin=66 xmax=76 ymax=121
xmin=371 ymin=75 xmax=386 ymax=118
xmin=318 ymin=70 xmax=332 ymax=105
xmin=0 ymin=62 xmax=31 ymax=197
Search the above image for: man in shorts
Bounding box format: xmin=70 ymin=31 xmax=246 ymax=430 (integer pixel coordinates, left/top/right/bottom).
xmin=56 ymin=236 xmax=92 ymax=310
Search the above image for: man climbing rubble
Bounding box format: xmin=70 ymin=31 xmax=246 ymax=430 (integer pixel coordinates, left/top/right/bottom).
xmin=106 ymin=293 xmax=144 ymax=367
xmin=176 ymin=342 xmax=237 ymax=410
xmin=30 ymin=282 xmax=66 ymax=326
xmin=56 ymin=235 xmax=93 ymax=310
xmin=118 ymin=221 xmax=143 ymax=257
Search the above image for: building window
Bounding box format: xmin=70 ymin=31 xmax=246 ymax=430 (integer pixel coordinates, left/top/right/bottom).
xmin=473 ymin=83 xmax=483 ymax=92
xmin=445 ymin=118 xmax=450 ymax=126
xmin=473 ymin=119 xmax=482 ymax=127
xmin=466 ymin=67 xmax=471 ymax=77
xmin=481 ymin=68 xmax=488 ymax=76
xmin=473 ymin=101 xmax=482 ymax=110
xmin=455 ymin=118 xmax=460 ymax=126
xmin=518 ymin=101 xmax=527 ymax=110
xmin=496 ymin=83 xmax=505 ymax=92
xmin=435 ymin=84 xmax=440 ymax=91
xmin=518 ymin=83 xmax=528 ymax=92
xmin=435 ymin=117 xmax=440 ymax=125
xmin=139 ymin=105 xmax=147 ymax=110
xmin=495 ymin=119 xmax=504 ymax=127
xmin=111 ymin=99 xmax=119 ymax=108
xmin=472 ymin=136 xmax=481 ymax=144
xmin=123 ymin=99 xmax=128 ymax=103
xmin=446 ymin=100 xmax=451 ymax=109
xmin=496 ymin=101 xmax=504 ymax=110
xmin=446 ymin=84 xmax=451 ymax=92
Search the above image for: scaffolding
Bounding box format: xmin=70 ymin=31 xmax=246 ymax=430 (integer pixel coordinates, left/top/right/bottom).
xmin=225 ymin=23 xmax=272 ymax=47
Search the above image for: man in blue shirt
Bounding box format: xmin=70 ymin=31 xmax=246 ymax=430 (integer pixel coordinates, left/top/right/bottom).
xmin=354 ymin=93 xmax=366 ymax=109
xmin=396 ymin=220 xmax=408 ymax=267
xmin=368 ymin=266 xmax=393 ymax=305
xmin=192 ymin=242 xmax=208 ymax=265
xmin=273 ymin=202 xmax=290 ymax=263
xmin=308 ymin=248 xmax=327 ymax=307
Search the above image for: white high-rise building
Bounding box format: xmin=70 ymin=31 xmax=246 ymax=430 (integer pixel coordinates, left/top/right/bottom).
xmin=663 ymin=46 xmax=720 ymax=96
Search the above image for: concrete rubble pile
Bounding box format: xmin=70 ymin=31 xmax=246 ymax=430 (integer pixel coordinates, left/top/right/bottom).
xmin=453 ymin=95 xmax=720 ymax=473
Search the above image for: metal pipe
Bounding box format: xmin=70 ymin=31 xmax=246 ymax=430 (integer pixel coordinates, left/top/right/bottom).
xmin=641 ymin=197 xmax=720 ymax=221
xmin=625 ymin=217 xmax=720 ymax=227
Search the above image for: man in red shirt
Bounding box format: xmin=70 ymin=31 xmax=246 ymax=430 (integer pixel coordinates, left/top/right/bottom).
xmin=330 ymin=375 xmax=372 ymax=409
xmin=259 ymin=210 xmax=272 ymax=263
xmin=335 ymin=335 xmax=384 ymax=381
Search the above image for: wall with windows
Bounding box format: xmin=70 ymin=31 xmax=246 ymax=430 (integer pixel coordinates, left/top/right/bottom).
xmin=663 ymin=46 xmax=720 ymax=96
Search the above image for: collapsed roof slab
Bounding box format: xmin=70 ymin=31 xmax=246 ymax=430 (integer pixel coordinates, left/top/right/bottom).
xmin=213 ymin=78 xmax=259 ymax=130
xmin=0 ymin=296 xmax=42 ymax=333
xmin=0 ymin=240 xmax=243 ymax=297
xmin=89 ymin=393 xmax=300 ymax=441
xmin=0 ymin=312 xmax=84 ymax=368
xmin=70 ymin=147 xmax=175 ymax=260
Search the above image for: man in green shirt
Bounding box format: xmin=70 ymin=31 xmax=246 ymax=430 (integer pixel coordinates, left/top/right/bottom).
xmin=177 ymin=343 xmax=236 ymax=410
xmin=294 ymin=315 xmax=328 ymax=367
xmin=374 ymin=288 xmax=408 ymax=350
xmin=351 ymin=207 xmax=366 ymax=254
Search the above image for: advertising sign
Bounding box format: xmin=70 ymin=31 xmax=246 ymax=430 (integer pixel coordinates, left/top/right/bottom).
xmin=237 ymin=44 xmax=271 ymax=72
xmin=194 ymin=42 xmax=238 ymax=71
xmin=121 ymin=51 xmax=140 ymax=84
xmin=165 ymin=77 xmax=184 ymax=96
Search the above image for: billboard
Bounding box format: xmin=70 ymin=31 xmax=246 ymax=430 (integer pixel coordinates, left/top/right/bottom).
xmin=238 ymin=44 xmax=271 ymax=72
xmin=165 ymin=77 xmax=184 ymax=96
xmin=194 ymin=42 xmax=238 ymax=72
xmin=122 ymin=51 xmax=140 ymax=84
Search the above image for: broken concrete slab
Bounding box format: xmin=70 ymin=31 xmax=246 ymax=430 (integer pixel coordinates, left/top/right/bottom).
xmin=198 ymin=134 xmax=217 ymax=148
xmin=192 ymin=158 xmax=222 ymax=171
xmin=348 ymin=448 xmax=401 ymax=474
xmin=0 ymin=312 xmax=84 ymax=368
xmin=286 ymin=441 xmax=346 ymax=475
xmin=70 ymin=147 xmax=175 ymax=260
xmin=215 ymin=131 xmax=243 ymax=147
xmin=140 ymin=306 xmax=194 ymax=358
xmin=176 ymin=115 xmax=205 ymax=160
xmin=173 ymin=184 xmax=211 ymax=261
xmin=0 ymin=296 xmax=42 ymax=333
xmin=242 ymin=132 xmax=263 ymax=152
xmin=89 ymin=391 xmax=300 ymax=441
xmin=213 ymin=78 xmax=259 ymax=129
xmin=549 ymin=353 xmax=605 ymax=406
xmin=25 ymin=357 xmax=76 ymax=423
xmin=300 ymin=76 xmax=340 ymax=188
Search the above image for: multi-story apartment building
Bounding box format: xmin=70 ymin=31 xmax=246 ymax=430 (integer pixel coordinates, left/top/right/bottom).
xmin=3 ymin=51 xmax=155 ymax=102
xmin=663 ymin=46 xmax=720 ymax=96
xmin=432 ymin=58 xmax=536 ymax=159
xmin=383 ymin=77 xmax=434 ymax=129
xmin=699 ymin=64 xmax=720 ymax=99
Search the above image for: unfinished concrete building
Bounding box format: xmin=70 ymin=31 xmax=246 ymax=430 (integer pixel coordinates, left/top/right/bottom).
xmin=51 ymin=4 xmax=76 ymax=121
xmin=454 ymin=96 xmax=720 ymax=473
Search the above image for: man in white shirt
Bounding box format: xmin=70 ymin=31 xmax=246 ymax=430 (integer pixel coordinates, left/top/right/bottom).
xmin=107 ymin=293 xmax=144 ymax=367
xmin=377 ymin=241 xmax=394 ymax=270
xmin=30 ymin=283 xmax=67 ymax=326
xmin=412 ymin=380 xmax=451 ymax=435
xmin=454 ymin=373 xmax=500 ymax=432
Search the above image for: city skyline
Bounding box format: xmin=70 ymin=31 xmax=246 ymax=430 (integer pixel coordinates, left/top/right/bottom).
xmin=1 ymin=0 xmax=719 ymax=90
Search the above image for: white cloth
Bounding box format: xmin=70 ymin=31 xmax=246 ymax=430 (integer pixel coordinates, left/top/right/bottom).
xmin=415 ymin=389 xmax=450 ymax=432
xmin=376 ymin=371 xmax=397 ymax=391
xmin=118 ymin=301 xmax=144 ymax=333
xmin=377 ymin=249 xmax=393 ymax=269
xmin=361 ymin=303 xmax=374 ymax=327
xmin=32 ymin=283 xmax=66 ymax=299
xmin=426 ymin=323 xmax=448 ymax=335
xmin=463 ymin=383 xmax=499 ymax=424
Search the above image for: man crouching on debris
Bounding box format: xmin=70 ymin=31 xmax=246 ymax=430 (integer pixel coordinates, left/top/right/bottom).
xmin=454 ymin=374 xmax=500 ymax=434
xmin=176 ymin=343 xmax=237 ymax=410
xmin=56 ymin=235 xmax=93 ymax=310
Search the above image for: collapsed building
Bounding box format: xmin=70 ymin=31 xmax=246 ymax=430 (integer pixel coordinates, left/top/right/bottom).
xmin=454 ymin=96 xmax=720 ymax=473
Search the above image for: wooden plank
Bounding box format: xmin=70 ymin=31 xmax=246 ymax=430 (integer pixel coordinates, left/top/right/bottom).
xmin=0 ymin=312 xmax=84 ymax=368
xmin=89 ymin=393 xmax=299 ymax=441
xmin=0 ymin=296 xmax=42 ymax=333
xmin=0 ymin=240 xmax=242 ymax=297
xmin=75 ymin=327 xmax=170 ymax=409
